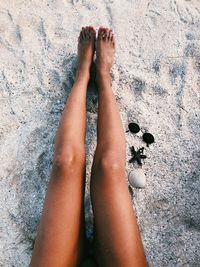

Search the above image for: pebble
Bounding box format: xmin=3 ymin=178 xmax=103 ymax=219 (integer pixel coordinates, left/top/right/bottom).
xmin=128 ymin=168 xmax=146 ymax=188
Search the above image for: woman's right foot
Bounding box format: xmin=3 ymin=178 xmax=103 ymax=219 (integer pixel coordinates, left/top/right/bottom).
xmin=76 ymin=26 xmax=96 ymax=81
xmin=96 ymin=27 xmax=115 ymax=76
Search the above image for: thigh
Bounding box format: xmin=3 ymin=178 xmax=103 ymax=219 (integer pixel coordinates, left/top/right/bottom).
xmin=90 ymin=167 xmax=147 ymax=267
xmin=30 ymin=159 xmax=87 ymax=267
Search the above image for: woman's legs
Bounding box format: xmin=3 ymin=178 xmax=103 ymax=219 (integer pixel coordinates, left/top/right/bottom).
xmin=30 ymin=26 xmax=96 ymax=267
xmin=90 ymin=28 xmax=147 ymax=267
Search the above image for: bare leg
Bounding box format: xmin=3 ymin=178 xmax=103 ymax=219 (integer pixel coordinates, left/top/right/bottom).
xmin=30 ymin=26 xmax=96 ymax=267
xmin=90 ymin=28 xmax=147 ymax=267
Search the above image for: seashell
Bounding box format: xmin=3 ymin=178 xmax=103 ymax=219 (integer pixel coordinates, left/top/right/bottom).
xmin=128 ymin=168 xmax=146 ymax=188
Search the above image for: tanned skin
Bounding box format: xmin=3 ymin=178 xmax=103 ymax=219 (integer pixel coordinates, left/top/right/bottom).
xmin=30 ymin=26 xmax=147 ymax=267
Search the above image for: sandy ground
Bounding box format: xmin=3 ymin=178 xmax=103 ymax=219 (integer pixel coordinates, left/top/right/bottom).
xmin=0 ymin=0 xmax=200 ymax=266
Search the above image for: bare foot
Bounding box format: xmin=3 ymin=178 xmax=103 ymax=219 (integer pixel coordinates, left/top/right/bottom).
xmin=96 ymin=27 xmax=115 ymax=76
xmin=76 ymin=26 xmax=96 ymax=80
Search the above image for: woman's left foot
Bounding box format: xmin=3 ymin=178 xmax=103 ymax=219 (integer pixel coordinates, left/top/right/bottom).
xmin=76 ymin=26 xmax=96 ymax=80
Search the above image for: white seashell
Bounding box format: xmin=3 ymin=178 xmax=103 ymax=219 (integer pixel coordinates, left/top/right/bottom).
xmin=128 ymin=169 xmax=146 ymax=188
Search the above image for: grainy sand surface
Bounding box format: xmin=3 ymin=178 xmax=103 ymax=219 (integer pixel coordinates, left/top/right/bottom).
xmin=0 ymin=1 xmax=200 ymax=266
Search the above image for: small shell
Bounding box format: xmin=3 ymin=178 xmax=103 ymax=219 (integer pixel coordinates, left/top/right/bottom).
xmin=128 ymin=169 xmax=146 ymax=188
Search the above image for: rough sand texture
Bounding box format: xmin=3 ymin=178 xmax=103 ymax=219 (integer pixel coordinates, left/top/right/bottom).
xmin=0 ymin=0 xmax=200 ymax=266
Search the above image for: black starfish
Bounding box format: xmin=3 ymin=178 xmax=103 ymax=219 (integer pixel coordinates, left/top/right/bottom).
xmin=129 ymin=146 xmax=147 ymax=166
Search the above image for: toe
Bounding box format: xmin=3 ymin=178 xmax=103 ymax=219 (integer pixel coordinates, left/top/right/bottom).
xmin=102 ymin=28 xmax=107 ymax=41
xmin=86 ymin=26 xmax=94 ymax=40
xmin=82 ymin=27 xmax=87 ymax=39
xmin=98 ymin=27 xmax=106 ymax=40
xmin=87 ymin=26 xmax=93 ymax=40
xmin=79 ymin=30 xmax=83 ymax=42
xmin=105 ymin=28 xmax=110 ymax=41
xmin=81 ymin=27 xmax=85 ymax=39
xmin=89 ymin=26 xmax=96 ymax=40
xmin=111 ymin=33 xmax=115 ymax=47
xmin=85 ymin=26 xmax=90 ymax=39
xmin=98 ymin=27 xmax=103 ymax=40
xmin=108 ymin=29 xmax=112 ymax=40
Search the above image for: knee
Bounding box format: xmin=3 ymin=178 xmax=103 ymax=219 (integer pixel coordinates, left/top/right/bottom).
xmin=54 ymin=152 xmax=75 ymax=169
xmin=52 ymin=148 xmax=85 ymax=177
xmin=93 ymin=153 xmax=125 ymax=177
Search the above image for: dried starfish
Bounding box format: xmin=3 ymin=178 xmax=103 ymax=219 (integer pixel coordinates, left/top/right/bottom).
xmin=129 ymin=146 xmax=147 ymax=166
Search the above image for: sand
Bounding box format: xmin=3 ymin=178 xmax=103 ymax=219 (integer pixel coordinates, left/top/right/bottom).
xmin=0 ymin=0 xmax=200 ymax=266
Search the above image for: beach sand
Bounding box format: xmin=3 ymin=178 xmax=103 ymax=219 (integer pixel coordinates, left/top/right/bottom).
xmin=0 ymin=0 xmax=200 ymax=266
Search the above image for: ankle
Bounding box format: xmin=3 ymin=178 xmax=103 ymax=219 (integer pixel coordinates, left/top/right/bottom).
xmin=75 ymin=68 xmax=90 ymax=83
xmin=96 ymin=70 xmax=111 ymax=82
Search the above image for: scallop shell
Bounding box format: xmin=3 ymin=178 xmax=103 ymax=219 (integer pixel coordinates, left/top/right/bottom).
xmin=128 ymin=169 xmax=146 ymax=188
